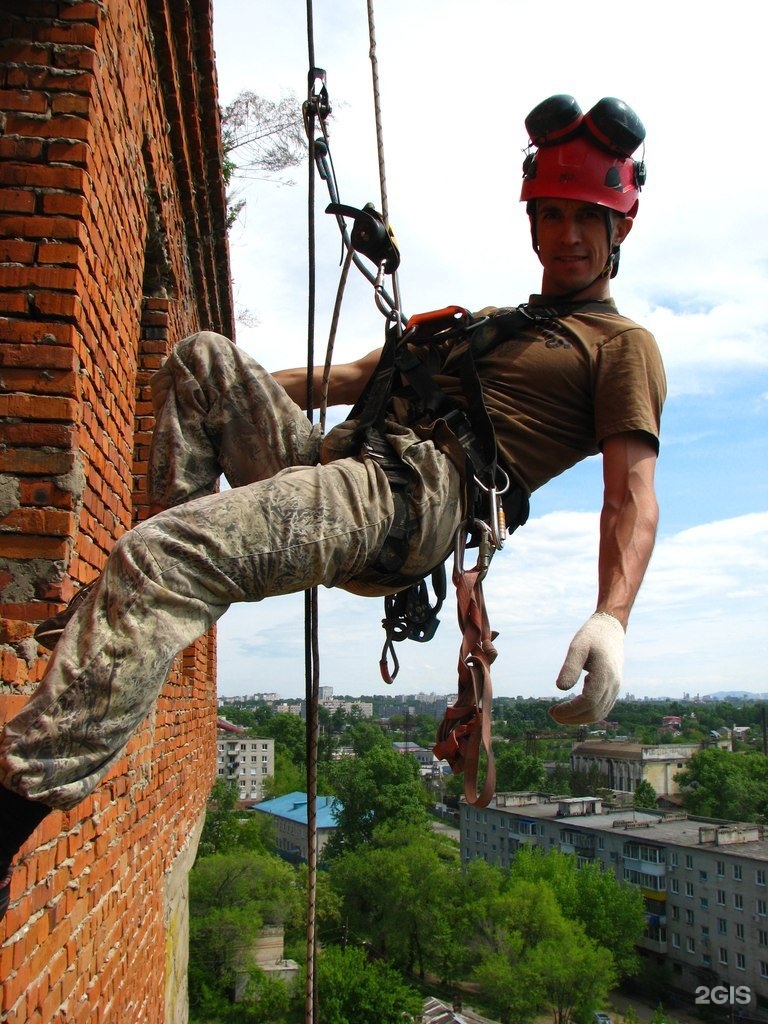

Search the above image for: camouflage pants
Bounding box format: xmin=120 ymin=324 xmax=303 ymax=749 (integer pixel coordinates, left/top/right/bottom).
xmin=0 ymin=333 xmax=462 ymax=808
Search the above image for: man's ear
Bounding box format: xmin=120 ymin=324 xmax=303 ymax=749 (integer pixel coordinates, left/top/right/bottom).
xmin=613 ymin=215 xmax=634 ymax=247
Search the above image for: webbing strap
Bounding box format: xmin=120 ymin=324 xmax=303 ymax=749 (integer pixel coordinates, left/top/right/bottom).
xmin=433 ymin=554 xmax=497 ymax=808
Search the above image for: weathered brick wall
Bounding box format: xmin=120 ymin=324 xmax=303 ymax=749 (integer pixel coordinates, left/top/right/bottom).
xmin=0 ymin=1 xmax=232 ymax=1020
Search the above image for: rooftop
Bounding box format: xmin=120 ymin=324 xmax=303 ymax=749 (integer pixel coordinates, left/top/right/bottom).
xmin=250 ymin=792 xmax=341 ymax=830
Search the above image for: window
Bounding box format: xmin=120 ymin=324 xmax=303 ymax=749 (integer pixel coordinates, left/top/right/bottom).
xmin=716 ymin=889 xmax=726 ymax=905
xmin=687 ymin=937 xmax=696 ymax=953
xmin=761 ymin=961 xmax=768 ymax=979
xmin=719 ymin=948 xmax=728 ymax=965
xmin=670 ymin=879 xmax=680 ymax=894
xmin=758 ymin=869 xmax=767 ymax=887
xmin=685 ymin=854 xmax=693 ymax=869
xmin=734 ymin=893 xmax=744 ymax=911
xmin=736 ymin=922 xmax=745 ymax=940
xmin=699 ymin=870 xmax=708 ymax=882
xmin=685 ymin=882 xmax=694 ymax=898
xmin=759 ymin=929 xmax=768 ymax=947
xmin=716 ymin=860 xmax=725 ymax=877
xmin=671 ymin=906 xmax=680 ymax=920
xmin=717 ymin=918 xmax=727 ymax=935
xmin=685 ymin=909 xmax=695 ymax=926
xmin=733 ymin=864 xmax=743 ymax=881
xmin=700 ymin=897 xmax=709 ymax=909
xmin=758 ymin=899 xmax=768 ymax=917
xmin=736 ymin=953 xmax=746 ymax=971
xmin=701 ymin=926 xmax=709 ymax=938
xmin=671 ymin=932 xmax=680 ymax=949
xmin=669 ymin=851 xmax=679 ymax=868
xmin=702 ymin=953 xmax=712 ymax=967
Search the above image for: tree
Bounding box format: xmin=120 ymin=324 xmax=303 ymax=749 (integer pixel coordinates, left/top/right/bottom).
xmin=197 ymin=778 xmax=274 ymax=858
xmin=634 ymin=778 xmax=657 ymax=808
xmin=317 ymin=945 xmax=422 ymax=1024
xmin=188 ymin=851 xmax=303 ymax=1019
xmin=676 ymin=747 xmax=768 ymax=823
xmin=331 ymin=822 xmax=462 ymax=981
xmin=493 ymin=743 xmax=546 ymax=791
xmin=526 ymin=926 xmax=617 ymax=1024
xmin=323 ymin=743 xmax=428 ymax=857
xmin=220 ymin=90 xmax=307 ymax=227
xmin=508 ymin=846 xmax=645 ymax=979
xmin=471 ymin=876 xmax=617 ymax=1024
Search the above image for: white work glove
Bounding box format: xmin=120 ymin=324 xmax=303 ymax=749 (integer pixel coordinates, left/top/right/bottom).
xmin=549 ymin=612 xmax=625 ymax=725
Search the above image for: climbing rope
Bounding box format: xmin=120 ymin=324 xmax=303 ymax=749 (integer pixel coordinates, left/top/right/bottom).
xmin=301 ymin=4 xmax=398 ymax=1020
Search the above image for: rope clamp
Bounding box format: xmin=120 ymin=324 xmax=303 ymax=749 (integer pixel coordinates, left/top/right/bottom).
xmin=326 ymin=202 xmax=400 ymax=273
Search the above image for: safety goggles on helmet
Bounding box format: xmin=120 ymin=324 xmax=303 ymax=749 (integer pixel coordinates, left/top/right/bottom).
xmin=520 ymin=95 xmax=646 ymax=216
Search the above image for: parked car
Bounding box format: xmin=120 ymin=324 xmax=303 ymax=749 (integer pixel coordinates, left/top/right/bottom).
xmin=593 ymin=1014 xmax=612 ymax=1024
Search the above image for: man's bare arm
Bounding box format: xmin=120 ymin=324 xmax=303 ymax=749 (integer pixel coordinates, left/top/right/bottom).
xmin=596 ymin=431 xmax=659 ymax=629
xmin=273 ymin=348 xmax=383 ymax=410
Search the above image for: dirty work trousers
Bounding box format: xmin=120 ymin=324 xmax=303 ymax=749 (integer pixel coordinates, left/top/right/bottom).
xmin=0 ymin=333 xmax=462 ymax=809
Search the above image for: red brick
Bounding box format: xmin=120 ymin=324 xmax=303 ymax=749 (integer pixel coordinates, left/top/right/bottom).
xmin=47 ymin=140 xmax=89 ymax=165
xmin=0 ymin=239 xmax=36 ymax=263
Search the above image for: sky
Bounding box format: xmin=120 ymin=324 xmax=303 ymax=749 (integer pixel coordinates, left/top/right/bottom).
xmin=207 ymin=0 xmax=768 ymax=705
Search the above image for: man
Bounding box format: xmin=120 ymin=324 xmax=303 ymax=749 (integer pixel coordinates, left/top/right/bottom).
xmin=0 ymin=95 xmax=665 ymax=918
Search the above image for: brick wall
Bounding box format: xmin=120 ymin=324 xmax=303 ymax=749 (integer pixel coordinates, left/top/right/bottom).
xmin=0 ymin=1 xmax=232 ymax=1020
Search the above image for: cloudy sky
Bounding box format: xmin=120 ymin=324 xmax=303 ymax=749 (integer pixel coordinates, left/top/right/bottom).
xmin=208 ymin=0 xmax=767 ymax=705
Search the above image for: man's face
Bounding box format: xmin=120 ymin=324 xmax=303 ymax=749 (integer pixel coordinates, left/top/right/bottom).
xmin=534 ymin=198 xmax=631 ymax=297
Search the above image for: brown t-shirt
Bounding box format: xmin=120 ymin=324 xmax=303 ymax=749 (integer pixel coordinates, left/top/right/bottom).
xmin=405 ymin=299 xmax=667 ymax=495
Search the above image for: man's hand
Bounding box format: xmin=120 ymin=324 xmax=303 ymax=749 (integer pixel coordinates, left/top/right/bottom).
xmin=549 ymin=612 xmax=625 ymax=725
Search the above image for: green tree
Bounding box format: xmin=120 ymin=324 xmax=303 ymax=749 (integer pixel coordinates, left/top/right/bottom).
xmin=323 ymin=744 xmax=428 ymax=857
xmin=509 ymin=846 xmax=644 ymax=979
xmin=317 ymin=945 xmax=422 ymax=1024
xmin=634 ymin=778 xmax=657 ymax=808
xmin=527 ymin=926 xmax=617 ymax=1024
xmin=676 ymin=747 xmax=768 ymax=823
xmin=331 ymin=822 xmax=462 ymax=981
xmin=493 ymin=743 xmax=546 ymax=792
xmin=347 ymin=719 xmax=390 ymax=756
xmin=197 ymin=778 xmax=274 ymax=858
xmin=263 ymin=749 xmax=306 ymax=799
xmin=189 ymin=851 xmax=303 ymax=1019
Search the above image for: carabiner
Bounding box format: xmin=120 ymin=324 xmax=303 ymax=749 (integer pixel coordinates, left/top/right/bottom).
xmin=473 ymin=467 xmax=510 ymax=550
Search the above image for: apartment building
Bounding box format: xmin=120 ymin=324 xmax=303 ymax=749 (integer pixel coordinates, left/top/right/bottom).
xmin=216 ymin=720 xmax=275 ymax=802
xmin=461 ymin=792 xmax=768 ymax=1017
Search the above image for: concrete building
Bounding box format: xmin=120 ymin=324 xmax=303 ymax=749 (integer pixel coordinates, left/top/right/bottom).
xmin=250 ymin=792 xmax=341 ymax=863
xmin=216 ymin=720 xmax=274 ymax=802
xmin=571 ymin=740 xmax=703 ymax=797
xmin=461 ymin=792 xmax=768 ymax=1018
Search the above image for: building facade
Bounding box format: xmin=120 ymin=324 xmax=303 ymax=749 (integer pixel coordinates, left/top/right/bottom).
xmin=571 ymin=740 xmax=703 ymax=796
xmin=0 ymin=2 xmax=231 ymax=1021
xmin=461 ymin=793 xmax=768 ymax=1018
xmin=216 ymin=720 xmax=275 ymax=802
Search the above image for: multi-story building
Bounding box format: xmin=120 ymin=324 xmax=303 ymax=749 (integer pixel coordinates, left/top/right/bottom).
xmin=461 ymin=792 xmax=768 ymax=1018
xmin=216 ymin=720 xmax=275 ymax=802
xmin=570 ymin=740 xmax=705 ymax=797
xmin=250 ymin=792 xmax=341 ymax=863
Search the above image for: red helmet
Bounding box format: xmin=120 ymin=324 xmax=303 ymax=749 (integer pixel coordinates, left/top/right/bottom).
xmin=520 ymin=96 xmax=645 ymax=217
xmin=521 ymin=136 xmax=641 ymax=216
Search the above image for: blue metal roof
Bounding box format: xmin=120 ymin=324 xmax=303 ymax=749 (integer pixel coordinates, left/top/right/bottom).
xmin=249 ymin=791 xmax=341 ymax=829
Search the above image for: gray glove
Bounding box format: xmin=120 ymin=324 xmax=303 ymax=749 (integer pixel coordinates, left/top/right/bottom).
xmin=549 ymin=612 xmax=625 ymax=725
